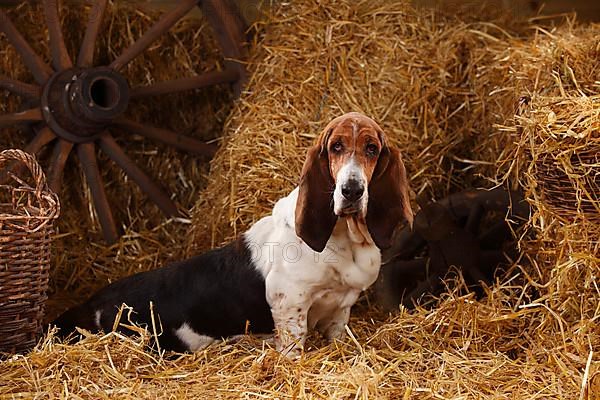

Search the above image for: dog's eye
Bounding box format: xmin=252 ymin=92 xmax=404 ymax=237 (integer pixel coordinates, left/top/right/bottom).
xmin=366 ymin=143 xmax=379 ymax=157
xmin=331 ymin=141 xmax=343 ymax=153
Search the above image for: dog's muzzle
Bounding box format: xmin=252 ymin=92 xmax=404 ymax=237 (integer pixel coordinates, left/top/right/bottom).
xmin=337 ymin=178 xmax=365 ymax=215
xmin=333 ymin=160 xmax=369 ymax=217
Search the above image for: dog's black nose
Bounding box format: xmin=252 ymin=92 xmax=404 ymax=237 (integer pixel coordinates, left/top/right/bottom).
xmin=341 ymin=180 xmax=364 ymax=202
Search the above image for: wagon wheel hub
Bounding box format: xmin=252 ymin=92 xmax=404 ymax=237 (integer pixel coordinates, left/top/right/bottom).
xmin=41 ymin=68 xmax=130 ymax=143
xmin=0 ymin=0 xmax=248 ymax=243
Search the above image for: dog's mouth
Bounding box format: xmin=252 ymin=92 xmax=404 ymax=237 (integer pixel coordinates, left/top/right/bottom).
xmin=335 ymin=202 xmax=362 ymax=216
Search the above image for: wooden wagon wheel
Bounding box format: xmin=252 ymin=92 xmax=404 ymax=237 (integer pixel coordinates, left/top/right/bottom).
xmin=0 ymin=0 xmax=248 ymax=243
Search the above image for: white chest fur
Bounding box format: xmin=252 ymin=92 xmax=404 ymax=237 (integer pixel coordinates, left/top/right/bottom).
xmin=319 ymin=218 xmax=381 ymax=291
xmin=245 ymin=188 xmax=381 ymax=349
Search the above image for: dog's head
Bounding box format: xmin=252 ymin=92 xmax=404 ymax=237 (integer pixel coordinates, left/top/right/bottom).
xmin=295 ymin=112 xmax=413 ymax=252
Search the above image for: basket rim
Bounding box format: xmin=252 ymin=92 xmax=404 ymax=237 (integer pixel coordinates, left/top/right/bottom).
xmin=0 ymin=150 xmax=60 ymax=232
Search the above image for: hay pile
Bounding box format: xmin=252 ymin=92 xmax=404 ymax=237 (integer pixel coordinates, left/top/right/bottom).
xmin=187 ymin=1 xmax=526 ymax=250
xmin=508 ymin=91 xmax=599 ymax=398
xmin=173 ymin=0 xmax=595 ymax=397
xmin=0 ymin=1 xmax=233 ymax=315
xmin=0 ymin=285 xmax=587 ymax=398
xmin=1 ymin=0 xmax=599 ymax=398
xmin=491 ymin=24 xmax=600 ymax=388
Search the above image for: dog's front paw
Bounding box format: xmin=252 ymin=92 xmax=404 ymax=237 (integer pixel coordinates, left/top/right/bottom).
xmin=324 ymin=323 xmax=346 ymax=342
xmin=275 ymin=332 xmax=305 ymax=359
xmin=280 ymin=344 xmax=303 ymax=360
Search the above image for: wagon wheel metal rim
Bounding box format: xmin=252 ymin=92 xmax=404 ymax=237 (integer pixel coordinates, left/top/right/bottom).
xmin=0 ymin=0 xmax=248 ymax=243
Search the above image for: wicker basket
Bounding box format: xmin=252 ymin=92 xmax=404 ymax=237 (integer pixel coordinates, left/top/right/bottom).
xmin=0 ymin=149 xmax=60 ymax=355
xmin=536 ymin=149 xmax=600 ymax=223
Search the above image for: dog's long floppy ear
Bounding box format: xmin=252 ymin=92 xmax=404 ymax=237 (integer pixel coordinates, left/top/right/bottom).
xmin=295 ymin=129 xmax=337 ymax=253
xmin=366 ymin=139 xmax=413 ymax=250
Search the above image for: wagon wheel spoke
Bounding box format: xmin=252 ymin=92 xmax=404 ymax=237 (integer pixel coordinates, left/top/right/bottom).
xmin=130 ymin=69 xmax=239 ymax=98
xmin=0 ymin=108 xmax=43 ymax=127
xmin=77 ymin=0 xmax=108 ymax=67
xmin=43 ymin=0 xmax=73 ymax=70
xmin=77 ymin=142 xmax=118 ymax=243
xmin=25 ymin=126 xmax=57 ymax=154
xmin=201 ymin=0 xmax=245 ymax=56
xmin=98 ymin=132 xmax=178 ymax=217
xmin=48 ymin=139 xmax=73 ymax=193
xmin=0 ymin=76 xmax=41 ymax=100
xmin=200 ymin=0 xmax=247 ymax=94
xmin=0 ymin=10 xmax=53 ymax=84
xmin=0 ymin=0 xmax=247 ymax=243
xmin=114 ymin=118 xmax=217 ymax=158
xmin=109 ymin=0 xmax=199 ymax=71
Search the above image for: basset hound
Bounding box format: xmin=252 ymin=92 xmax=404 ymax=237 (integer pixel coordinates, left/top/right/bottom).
xmin=53 ymin=112 xmax=413 ymax=357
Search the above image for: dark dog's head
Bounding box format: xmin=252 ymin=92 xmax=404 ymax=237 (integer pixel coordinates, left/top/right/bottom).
xmin=295 ymin=112 xmax=413 ymax=252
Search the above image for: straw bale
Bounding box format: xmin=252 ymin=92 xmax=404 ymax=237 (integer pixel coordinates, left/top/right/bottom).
xmin=489 ymin=19 xmax=600 ymax=337
xmin=505 ymin=92 xmax=599 ymax=374
xmin=187 ymin=0 xmax=526 ymax=252
xmin=494 ymin=21 xmax=600 ymax=400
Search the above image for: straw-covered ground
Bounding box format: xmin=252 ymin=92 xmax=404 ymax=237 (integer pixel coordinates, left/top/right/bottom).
xmin=1 ymin=0 xmax=599 ymax=399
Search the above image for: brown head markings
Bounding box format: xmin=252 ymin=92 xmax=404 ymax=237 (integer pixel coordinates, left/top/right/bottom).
xmin=295 ymin=112 xmax=413 ymax=251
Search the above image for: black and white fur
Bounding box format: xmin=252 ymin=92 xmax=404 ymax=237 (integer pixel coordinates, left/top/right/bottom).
xmin=53 ymin=112 xmax=413 ymax=357
xmin=53 ymin=238 xmax=274 ymax=352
